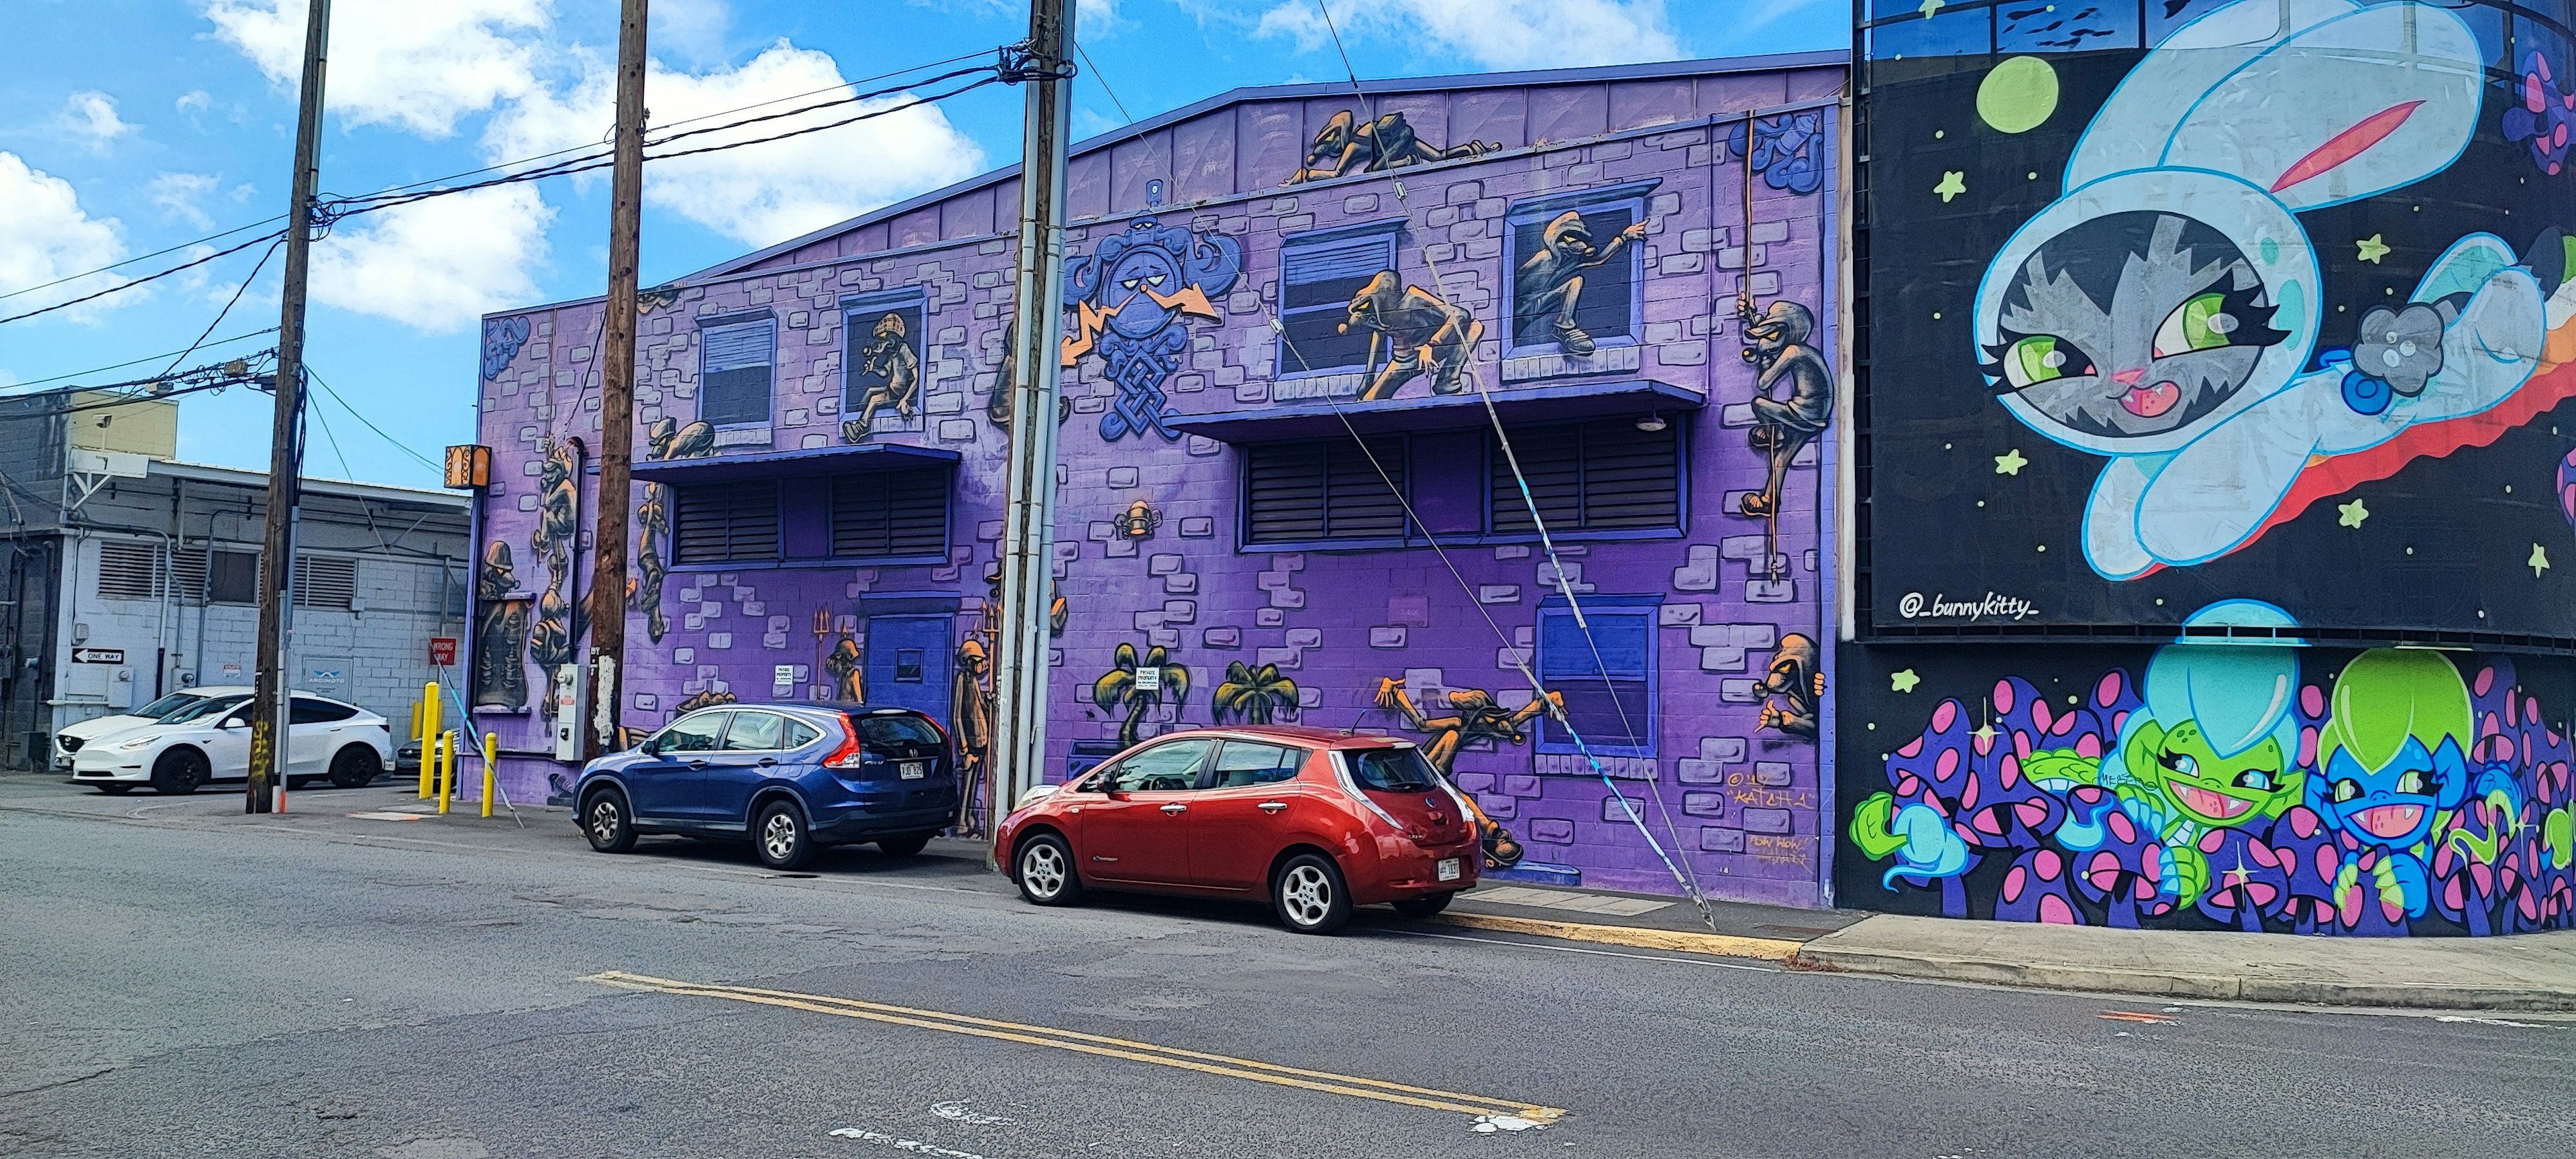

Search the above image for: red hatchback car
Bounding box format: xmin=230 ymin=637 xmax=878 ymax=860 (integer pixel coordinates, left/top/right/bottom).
xmin=995 ymin=726 xmax=1481 ymax=934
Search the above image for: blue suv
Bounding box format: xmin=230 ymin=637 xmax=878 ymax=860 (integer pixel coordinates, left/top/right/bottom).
xmin=574 ymin=704 xmax=959 ymax=870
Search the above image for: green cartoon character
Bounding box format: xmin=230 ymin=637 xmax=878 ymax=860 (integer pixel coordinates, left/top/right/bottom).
xmin=2307 ymin=649 xmax=2479 ymax=920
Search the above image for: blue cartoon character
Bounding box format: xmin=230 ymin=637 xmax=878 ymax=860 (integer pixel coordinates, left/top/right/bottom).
xmin=1974 ymin=0 xmax=2551 ymax=580
xmin=2087 ymin=602 xmax=2308 ymax=902
xmin=2308 ymin=648 xmax=2477 ymax=923
xmin=1060 ymin=218 xmax=1243 ymax=442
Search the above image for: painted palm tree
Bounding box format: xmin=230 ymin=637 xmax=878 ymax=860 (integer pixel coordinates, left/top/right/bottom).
xmin=1092 ymin=643 xmax=1189 ymax=747
xmin=1212 ymin=661 xmax=1298 ymax=726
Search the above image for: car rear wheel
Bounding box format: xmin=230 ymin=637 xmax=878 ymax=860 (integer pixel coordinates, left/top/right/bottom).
xmin=95 ymin=783 xmax=135 ymax=795
xmin=583 ymin=789 xmax=637 ymax=852
xmin=329 ymin=746 xmax=382 ymax=789
xmin=150 ymin=749 xmax=208 ymax=795
xmin=1014 ymin=832 xmax=1083 ymax=906
xmin=1273 ymin=852 xmax=1352 ymax=935
xmin=876 ymin=832 xmax=934 ymax=857
xmin=754 ymin=799 xmax=814 ymax=871
xmin=1393 ymin=892 xmax=1455 ymax=919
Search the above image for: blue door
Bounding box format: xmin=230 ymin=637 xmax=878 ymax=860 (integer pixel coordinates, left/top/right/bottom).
xmin=865 ymin=615 xmax=955 ymax=726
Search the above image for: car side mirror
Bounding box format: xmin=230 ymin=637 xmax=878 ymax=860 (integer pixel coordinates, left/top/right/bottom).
xmin=220 ymin=716 xmax=246 ymax=730
xmin=639 ymin=736 xmax=662 ymax=756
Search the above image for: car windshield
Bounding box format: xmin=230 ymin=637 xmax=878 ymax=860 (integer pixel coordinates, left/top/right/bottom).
xmin=1346 ymin=747 xmax=1439 ymax=792
xmin=855 ymin=712 xmax=942 ymax=749
xmin=161 ymin=695 xmax=248 ymax=724
xmin=133 ymin=693 xmax=205 ymax=719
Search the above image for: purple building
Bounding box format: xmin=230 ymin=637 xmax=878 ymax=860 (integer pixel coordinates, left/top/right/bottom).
xmin=467 ymin=52 xmax=1848 ymax=906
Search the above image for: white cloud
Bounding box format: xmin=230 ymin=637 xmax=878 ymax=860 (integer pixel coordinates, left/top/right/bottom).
xmin=490 ymin=40 xmax=987 ymax=247
xmin=150 ymin=172 xmax=225 ymax=229
xmin=0 ymin=153 xmax=130 ymax=321
xmin=1254 ymin=0 xmax=1685 ymax=69
xmin=176 ymin=89 xmax=213 ymax=115
xmin=652 ymin=0 xmax=731 ymax=62
xmin=312 ymin=184 xmax=554 ymax=331
xmin=200 ymin=0 xmax=553 ymax=137
xmin=60 ymin=91 xmax=138 ymax=150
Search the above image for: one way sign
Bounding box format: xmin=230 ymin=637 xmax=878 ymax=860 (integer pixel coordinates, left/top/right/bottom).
xmin=70 ymin=648 xmax=125 ymax=665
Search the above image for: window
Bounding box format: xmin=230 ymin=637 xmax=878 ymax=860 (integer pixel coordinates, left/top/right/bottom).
xmin=1277 ymin=222 xmax=1402 ymax=377
xmin=829 ymin=467 xmax=949 ymax=559
xmin=854 ymin=711 xmax=943 ymax=751
xmin=700 ymin=317 xmax=776 ymax=427
xmin=174 ymin=547 xmax=260 ymax=603
xmin=1243 ymin=435 xmax=1409 ymax=545
xmin=843 ymin=292 xmax=926 ymax=435
xmin=1099 ymin=738 xmax=1214 ymax=792
xmin=721 ymin=711 xmax=786 ymax=751
xmin=894 ymin=649 xmax=925 ymax=682
xmin=1534 ymin=596 xmax=1658 ymax=758
xmin=673 ymin=480 xmax=780 ymax=565
xmin=1489 ymin=417 xmax=1680 ymax=535
xmin=294 ymin=555 xmax=357 ymax=610
xmin=1212 ymin=741 xmax=1306 ymax=787
xmin=1505 ymin=184 xmax=1656 ymax=355
xmin=288 ymin=697 xmax=358 ymax=724
xmin=165 ymin=694 xmax=248 ymax=724
xmin=96 ymin=540 xmax=161 ymax=601
xmin=1346 ymin=747 xmax=1440 ymax=791
xmin=656 ymin=712 xmax=728 ymax=753
xmin=778 ymin=718 xmax=822 ymax=749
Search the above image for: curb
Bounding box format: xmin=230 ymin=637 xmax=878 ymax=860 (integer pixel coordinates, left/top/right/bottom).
xmin=1430 ymin=912 xmax=1805 ymax=962
xmin=1799 ymin=946 xmax=2576 ymax=1011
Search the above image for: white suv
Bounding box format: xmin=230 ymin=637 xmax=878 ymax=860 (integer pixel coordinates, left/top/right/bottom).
xmin=53 ymin=686 xmax=254 ymax=771
xmin=70 ymin=692 xmax=394 ymax=795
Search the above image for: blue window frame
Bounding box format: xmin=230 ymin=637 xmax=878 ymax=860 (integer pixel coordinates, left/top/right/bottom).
xmin=1534 ymin=594 xmax=1659 ymax=759
xmin=698 ymin=313 xmax=775 ymax=427
xmin=1277 ymin=220 xmax=1403 ymax=380
xmin=1502 ymin=180 xmax=1659 ymax=357
xmin=842 ymin=289 xmax=928 ymax=437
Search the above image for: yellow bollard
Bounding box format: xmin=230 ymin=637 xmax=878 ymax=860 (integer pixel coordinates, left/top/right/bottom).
xmin=437 ymin=729 xmax=456 ymax=815
xmin=480 ymin=732 xmax=497 ymax=819
xmin=419 ymin=681 xmax=443 ymax=798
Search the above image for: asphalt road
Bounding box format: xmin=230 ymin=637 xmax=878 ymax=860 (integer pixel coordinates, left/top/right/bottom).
xmin=1 ymin=775 xmax=2567 ymax=1159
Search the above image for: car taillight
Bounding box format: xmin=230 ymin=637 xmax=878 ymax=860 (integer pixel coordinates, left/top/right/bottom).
xmin=824 ymin=716 xmax=867 ymax=769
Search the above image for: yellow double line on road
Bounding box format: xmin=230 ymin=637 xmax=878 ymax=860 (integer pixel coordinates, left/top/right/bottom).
xmin=586 ymin=970 xmax=1564 ymax=1125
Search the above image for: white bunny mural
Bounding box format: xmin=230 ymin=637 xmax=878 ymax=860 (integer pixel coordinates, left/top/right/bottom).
xmin=1973 ymin=0 xmax=2565 ymax=580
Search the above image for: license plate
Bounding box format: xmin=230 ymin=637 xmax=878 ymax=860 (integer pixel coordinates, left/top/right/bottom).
xmin=899 ymin=761 xmax=927 ymax=780
xmin=1436 ymin=857 xmax=1462 ymax=882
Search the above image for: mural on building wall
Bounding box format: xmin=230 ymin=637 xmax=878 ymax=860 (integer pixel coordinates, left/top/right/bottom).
xmin=1375 ymin=677 xmax=1565 ymax=869
xmin=953 ymin=637 xmax=996 ymax=834
xmin=1845 ymin=604 xmax=2576 ymax=936
xmin=527 ymin=436 xmax=580 ymax=716
xmin=1059 ymin=218 xmax=1244 ymax=441
xmin=1285 ymin=109 xmax=1498 ymax=184
xmin=481 ymin=316 xmax=531 ymax=381
xmin=1339 ymin=270 xmax=1483 ymax=399
xmin=983 ymin=319 xmax=1074 ymax=431
xmin=1513 ymin=209 xmax=1648 ymax=355
xmin=1725 ymin=110 xmax=1829 ymax=197
xmin=1091 ymin=643 xmax=1190 ymax=748
xmin=844 ymin=305 xmax=924 ymax=442
xmin=471 ymin=541 xmax=529 ymax=712
xmin=633 ymin=419 xmax=714 ymax=643
xmin=1752 ymin=632 xmax=1821 ymax=740
xmin=1862 ymin=0 xmax=2576 ymax=635
xmin=1212 ymin=661 xmax=1299 ymax=726
xmin=822 ymin=632 xmax=865 ymax=703
xmin=1738 ymin=299 xmax=1831 ymax=520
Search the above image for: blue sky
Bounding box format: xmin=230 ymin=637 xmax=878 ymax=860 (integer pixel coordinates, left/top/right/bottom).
xmin=0 ymin=0 xmax=1846 ymax=488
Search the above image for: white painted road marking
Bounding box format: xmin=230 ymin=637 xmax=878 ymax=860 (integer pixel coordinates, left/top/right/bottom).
xmin=930 ymin=1101 xmax=1014 ymax=1125
xmin=828 ymin=1127 xmax=989 ymax=1157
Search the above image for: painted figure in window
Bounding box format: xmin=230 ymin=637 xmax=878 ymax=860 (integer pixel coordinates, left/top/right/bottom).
xmin=952 ymin=637 xmax=996 ymax=836
xmin=1340 ymin=270 xmax=1483 ymax=400
xmin=844 ymin=312 xmax=921 ymax=442
xmin=1753 ymin=633 xmax=1822 ymax=740
xmin=1375 ymin=677 xmax=1565 ymax=869
xmin=1287 ymin=110 xmax=1497 ymax=184
xmin=633 ymin=418 xmax=713 ymax=643
xmin=470 ymin=541 xmax=529 ymax=712
xmin=1515 ymin=211 xmax=1648 ymax=356
xmin=1738 ymin=300 xmax=1833 ymax=518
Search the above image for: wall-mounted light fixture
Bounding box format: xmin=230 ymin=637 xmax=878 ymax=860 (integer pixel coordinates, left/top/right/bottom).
xmin=1634 ymin=412 xmax=1668 ymax=433
xmin=1115 ymin=498 xmax=1163 ymax=539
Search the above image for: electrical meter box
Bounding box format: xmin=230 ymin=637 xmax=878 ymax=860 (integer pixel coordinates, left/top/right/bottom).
xmin=550 ymin=663 xmax=587 ymax=761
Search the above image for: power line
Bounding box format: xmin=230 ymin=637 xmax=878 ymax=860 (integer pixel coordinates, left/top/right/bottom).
xmin=0 ymin=329 xmax=276 ymax=393
xmin=0 ymin=231 xmax=285 ymax=327
xmin=160 ymin=236 xmax=285 ymax=380
xmin=0 ymin=216 xmax=288 ymax=305
xmin=303 ymin=365 xmax=444 ymax=473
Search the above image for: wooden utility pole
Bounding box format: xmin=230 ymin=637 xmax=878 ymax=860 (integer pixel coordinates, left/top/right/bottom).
xmin=586 ymin=0 xmax=649 ymax=761
xmin=246 ymin=0 xmax=330 ymax=814
xmin=989 ymin=0 xmax=1077 ymax=838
